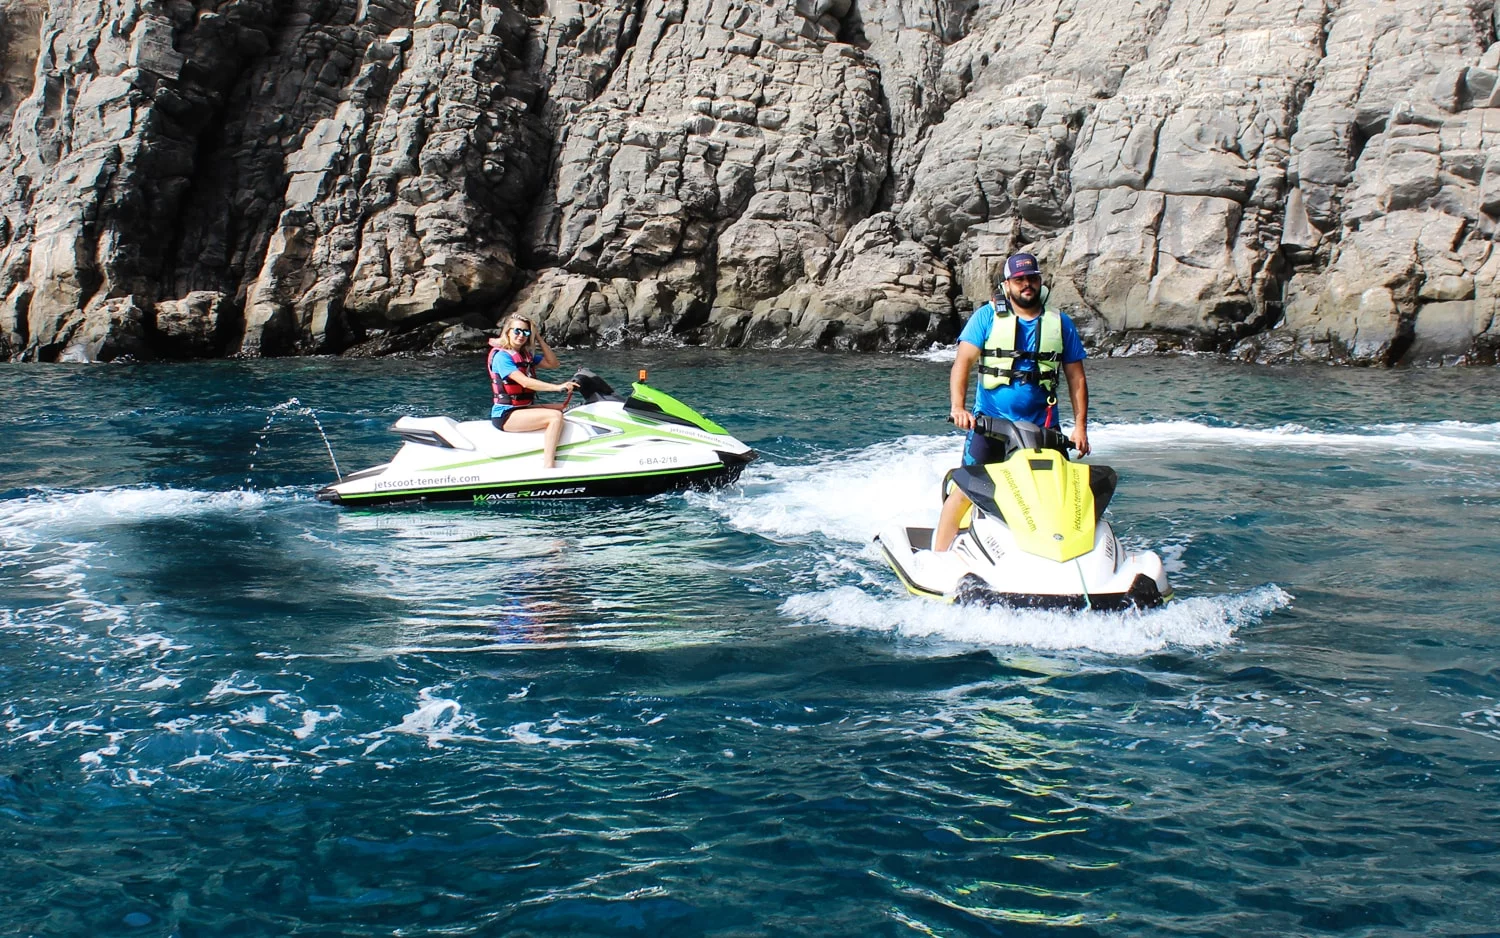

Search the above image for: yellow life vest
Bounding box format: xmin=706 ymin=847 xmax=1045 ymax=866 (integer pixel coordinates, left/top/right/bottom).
xmin=980 ymin=305 xmax=1063 ymax=396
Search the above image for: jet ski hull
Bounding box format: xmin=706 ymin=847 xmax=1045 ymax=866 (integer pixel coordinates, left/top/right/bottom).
xmin=951 ymin=572 xmax=1166 ymax=611
xmin=875 ymin=523 xmax=1171 ymax=612
xmin=319 ymin=454 xmax=753 ymax=507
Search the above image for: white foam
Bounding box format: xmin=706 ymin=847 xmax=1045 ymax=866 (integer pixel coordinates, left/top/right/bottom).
xmin=1155 ymin=538 xmax=1191 ymax=576
xmin=206 ymin=678 xmax=276 ymax=701
xmin=905 ymin=343 xmax=958 ymax=362
xmin=387 ymin=687 xmax=486 ymax=748
xmin=79 ymin=734 xmax=124 ymax=766
xmin=294 ymin=708 xmax=341 ymax=740
xmin=696 ymin=435 xmax=962 ymax=543
xmin=507 ymin=722 xmax=541 ymax=744
xmin=233 ymin=706 xmax=269 ymax=726
xmin=781 ymin=584 xmax=1292 ymax=654
xmin=1091 ymin=419 xmax=1500 ymax=455
xmin=0 ymin=487 xmax=273 ymax=560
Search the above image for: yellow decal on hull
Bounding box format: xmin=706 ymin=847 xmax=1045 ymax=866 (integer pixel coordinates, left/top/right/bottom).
xmin=986 ymin=451 xmax=1095 ymax=562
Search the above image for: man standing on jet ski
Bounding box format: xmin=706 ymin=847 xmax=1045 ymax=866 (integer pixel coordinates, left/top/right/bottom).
xmin=934 ymin=252 xmax=1091 ymax=551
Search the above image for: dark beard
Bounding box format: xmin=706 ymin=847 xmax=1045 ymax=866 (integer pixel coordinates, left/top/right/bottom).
xmin=1005 ymin=286 xmax=1042 ymax=312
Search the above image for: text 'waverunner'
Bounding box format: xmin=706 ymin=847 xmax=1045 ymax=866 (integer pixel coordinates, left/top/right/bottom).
xmin=317 ymin=371 xmax=756 ymax=507
xmin=874 ymin=417 xmax=1172 ymax=611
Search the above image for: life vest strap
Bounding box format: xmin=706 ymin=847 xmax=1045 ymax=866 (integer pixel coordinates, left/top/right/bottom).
xmin=978 ymin=366 xmax=1052 ymax=386
xmin=1011 ymin=350 xmax=1061 ymax=364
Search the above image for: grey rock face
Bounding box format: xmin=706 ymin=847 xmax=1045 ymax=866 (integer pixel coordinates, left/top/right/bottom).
xmin=0 ymin=0 xmax=1497 ymax=364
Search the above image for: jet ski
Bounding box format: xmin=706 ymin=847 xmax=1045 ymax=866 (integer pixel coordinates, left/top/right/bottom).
xmin=317 ymin=370 xmax=756 ymax=507
xmin=874 ymin=416 xmax=1171 ymax=611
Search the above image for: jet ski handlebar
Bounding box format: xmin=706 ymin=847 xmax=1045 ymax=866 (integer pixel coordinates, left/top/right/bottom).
xmin=569 ymin=369 xmax=624 ymax=403
xmin=953 ymin=414 xmax=1074 ymax=458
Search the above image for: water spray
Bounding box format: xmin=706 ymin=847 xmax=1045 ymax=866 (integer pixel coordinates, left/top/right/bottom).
xmin=245 ymin=397 xmax=343 ymax=491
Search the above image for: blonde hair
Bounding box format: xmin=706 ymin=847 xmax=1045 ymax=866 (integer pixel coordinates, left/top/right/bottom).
xmin=498 ymin=316 xmax=535 ymax=351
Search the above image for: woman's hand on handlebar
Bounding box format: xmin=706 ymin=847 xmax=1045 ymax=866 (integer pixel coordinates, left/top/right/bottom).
xmin=949 ymin=406 xmax=975 ymax=431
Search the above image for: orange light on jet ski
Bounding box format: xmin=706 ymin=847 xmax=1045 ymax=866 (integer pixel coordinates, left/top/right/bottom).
xmin=638 ymin=369 xmax=648 ymax=382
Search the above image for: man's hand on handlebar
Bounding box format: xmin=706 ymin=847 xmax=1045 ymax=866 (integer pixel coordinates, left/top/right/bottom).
xmin=949 ymin=406 xmax=975 ymax=431
xmin=1070 ymin=426 xmax=1091 ymax=456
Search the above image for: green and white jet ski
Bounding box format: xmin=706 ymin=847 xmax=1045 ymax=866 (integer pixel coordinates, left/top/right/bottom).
xmin=874 ymin=417 xmax=1171 ymax=611
xmin=316 ymin=370 xmax=756 ymax=507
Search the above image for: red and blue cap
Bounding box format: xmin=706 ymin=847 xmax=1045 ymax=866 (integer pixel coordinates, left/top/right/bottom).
xmin=1002 ymin=252 xmax=1041 ymax=280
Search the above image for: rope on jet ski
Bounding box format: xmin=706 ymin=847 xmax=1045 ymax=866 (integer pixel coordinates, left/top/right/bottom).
xmin=1075 ymin=560 xmax=1093 ymax=611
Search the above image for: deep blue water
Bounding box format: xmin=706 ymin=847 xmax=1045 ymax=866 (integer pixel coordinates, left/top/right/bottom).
xmin=2 ymin=349 xmax=1499 ymax=937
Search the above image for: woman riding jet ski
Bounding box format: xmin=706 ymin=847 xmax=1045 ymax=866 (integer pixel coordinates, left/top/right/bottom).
xmin=874 ymin=416 xmax=1171 ymax=610
xmin=316 ymin=369 xmax=756 ymax=507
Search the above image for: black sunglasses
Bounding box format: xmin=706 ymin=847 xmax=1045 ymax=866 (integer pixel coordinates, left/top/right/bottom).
xmin=510 ymin=327 xmax=532 ymax=337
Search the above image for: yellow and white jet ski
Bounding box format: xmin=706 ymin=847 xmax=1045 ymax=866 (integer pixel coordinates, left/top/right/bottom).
xmin=874 ymin=417 xmax=1171 ymax=610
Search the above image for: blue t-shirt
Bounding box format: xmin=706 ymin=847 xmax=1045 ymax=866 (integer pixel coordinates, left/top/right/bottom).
xmin=958 ymin=303 xmax=1087 ymax=424
xmin=490 ymin=348 xmax=544 ymax=418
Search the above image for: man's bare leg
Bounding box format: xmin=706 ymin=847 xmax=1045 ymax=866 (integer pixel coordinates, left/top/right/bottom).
xmin=933 ymin=489 xmax=971 ymax=552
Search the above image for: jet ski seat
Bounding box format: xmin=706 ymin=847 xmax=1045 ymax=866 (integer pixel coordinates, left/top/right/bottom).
xmin=393 ymin=416 xmax=476 ymax=450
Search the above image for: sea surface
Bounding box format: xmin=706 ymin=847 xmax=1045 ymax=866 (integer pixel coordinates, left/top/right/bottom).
xmin=2 ymin=349 xmax=1498 ymax=937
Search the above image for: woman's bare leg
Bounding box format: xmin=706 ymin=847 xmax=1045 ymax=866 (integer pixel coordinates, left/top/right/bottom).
xmin=500 ymin=405 xmax=568 ymax=467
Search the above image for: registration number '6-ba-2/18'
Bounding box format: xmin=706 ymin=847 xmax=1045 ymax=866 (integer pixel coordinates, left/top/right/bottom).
xmin=639 ymin=456 xmax=680 ymax=466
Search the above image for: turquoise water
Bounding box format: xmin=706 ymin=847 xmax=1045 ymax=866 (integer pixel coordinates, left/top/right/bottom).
xmin=2 ymin=350 xmax=1498 ymax=936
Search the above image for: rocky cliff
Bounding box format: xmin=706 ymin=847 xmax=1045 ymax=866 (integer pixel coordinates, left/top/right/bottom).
xmin=1 ymin=0 xmax=1497 ymax=364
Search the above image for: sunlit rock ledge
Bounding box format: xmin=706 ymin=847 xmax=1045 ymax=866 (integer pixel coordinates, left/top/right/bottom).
xmin=0 ymin=0 xmax=1497 ymax=366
